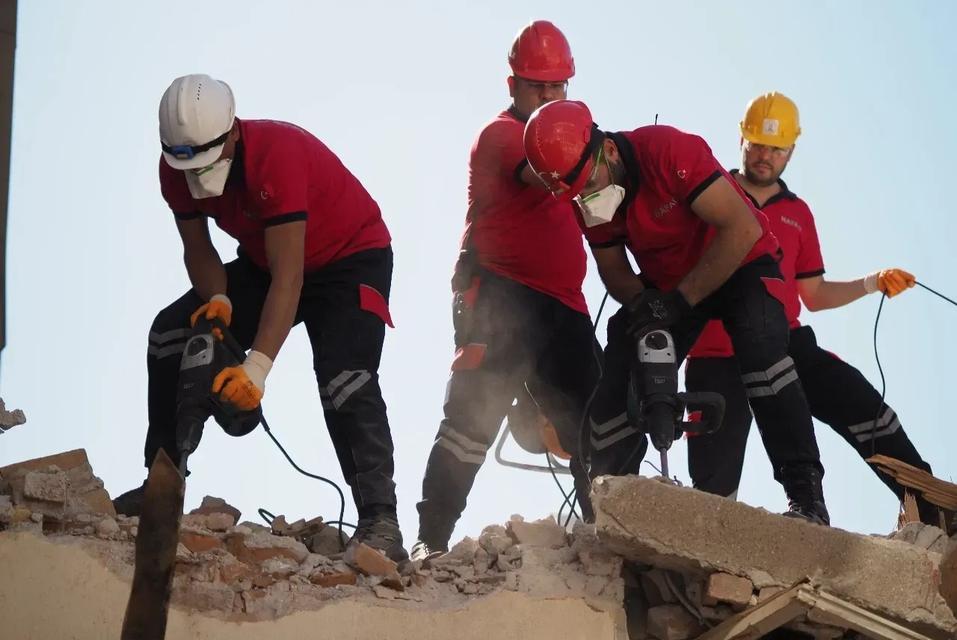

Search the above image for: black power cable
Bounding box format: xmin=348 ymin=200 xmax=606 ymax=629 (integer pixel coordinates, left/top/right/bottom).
xmin=554 ymin=291 xmax=609 ymax=526
xmin=258 ymin=415 xmax=355 ymax=550
xmin=871 ymin=280 xmax=957 ymax=455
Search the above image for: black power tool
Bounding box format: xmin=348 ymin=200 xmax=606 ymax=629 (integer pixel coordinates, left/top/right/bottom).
xmin=122 ymin=318 xmax=262 ymax=640
xmin=175 ymin=317 xmax=262 ymax=472
xmin=627 ymin=329 xmax=725 ymax=479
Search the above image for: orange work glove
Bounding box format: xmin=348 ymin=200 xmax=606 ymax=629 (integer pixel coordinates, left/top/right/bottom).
xmin=212 ymin=350 xmax=272 ymax=411
xmin=864 ymin=269 xmax=916 ymax=298
xmin=191 ymin=294 xmax=233 ymax=328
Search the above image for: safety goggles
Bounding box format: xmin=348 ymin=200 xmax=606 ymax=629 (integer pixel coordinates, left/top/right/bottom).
xmin=742 ymin=140 xmax=791 ymax=158
xmin=161 ymin=130 xmax=230 ymax=161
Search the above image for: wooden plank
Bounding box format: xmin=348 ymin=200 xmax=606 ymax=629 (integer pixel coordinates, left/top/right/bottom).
xmin=869 ymin=455 xmax=957 ymax=511
xmin=694 ymin=580 xmax=939 ymax=640
xmin=901 ymin=491 xmax=921 ymax=527
xmin=798 ymin=588 xmax=935 ymax=640
xmin=694 ymin=582 xmax=809 ymax=640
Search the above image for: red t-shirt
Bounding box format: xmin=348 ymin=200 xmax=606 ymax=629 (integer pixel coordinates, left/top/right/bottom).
xmin=159 ymin=118 xmax=391 ymax=273
xmin=465 ymin=109 xmax=588 ymax=314
xmin=689 ymin=173 xmax=824 ymax=358
xmin=579 ymin=126 xmax=779 ymax=291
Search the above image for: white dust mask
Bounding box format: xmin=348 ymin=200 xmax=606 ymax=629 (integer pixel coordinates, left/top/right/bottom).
xmin=574 ymin=150 xmax=625 ymax=227
xmin=184 ymin=157 xmax=232 ymax=199
xmin=574 ymin=171 xmax=625 ymax=228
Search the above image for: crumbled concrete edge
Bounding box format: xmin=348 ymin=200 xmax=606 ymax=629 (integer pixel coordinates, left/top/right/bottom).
xmin=0 ymin=397 xmax=26 ymax=433
xmin=2 ymin=500 xmax=627 ymax=623
xmin=592 ymin=474 xmax=957 ymax=639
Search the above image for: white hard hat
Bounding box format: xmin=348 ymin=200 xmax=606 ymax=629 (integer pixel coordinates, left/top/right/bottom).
xmin=159 ymin=74 xmax=235 ymax=170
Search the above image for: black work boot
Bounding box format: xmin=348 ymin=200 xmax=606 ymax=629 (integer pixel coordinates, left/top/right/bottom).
xmin=112 ymin=481 xmax=147 ymax=517
xmin=350 ymin=505 xmax=408 ymax=563
xmin=781 ymin=464 xmax=830 ymax=526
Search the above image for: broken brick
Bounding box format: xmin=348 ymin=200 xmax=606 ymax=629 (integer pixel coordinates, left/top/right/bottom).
xmin=703 ymin=572 xmax=753 ymax=610
xmin=309 ymin=569 xmax=357 ymax=588
xmin=506 ymin=515 xmax=567 ymax=549
xmin=181 ymin=514 xmax=209 ymax=530
xmin=205 ymin=512 xmax=236 ymax=532
xmin=190 ymin=496 xmax=241 ymax=523
xmin=344 ymin=542 xmax=402 ymax=590
xmin=219 ymin=558 xmax=255 ymax=585
xmin=0 ymin=449 xmax=115 ymax=517
xmin=180 ymin=530 xmax=224 ymax=553
xmin=226 ymin=531 xmax=309 ymax=565
xmin=22 ymin=470 xmax=67 ymax=503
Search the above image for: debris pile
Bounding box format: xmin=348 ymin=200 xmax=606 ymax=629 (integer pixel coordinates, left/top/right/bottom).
xmin=594 ymin=474 xmax=957 ymax=639
xmin=3 ymin=449 xmax=957 ymax=639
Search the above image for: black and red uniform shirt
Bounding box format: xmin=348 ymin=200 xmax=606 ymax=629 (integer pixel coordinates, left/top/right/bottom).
xmin=578 ymin=125 xmax=779 ymax=292
xmin=689 ymin=172 xmax=824 ymax=358
xmin=465 ymin=108 xmax=588 ymax=314
xmin=159 ymin=118 xmax=391 ymax=274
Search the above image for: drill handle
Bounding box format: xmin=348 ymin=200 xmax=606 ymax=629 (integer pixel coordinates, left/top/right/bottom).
xmin=677 ymin=391 xmax=726 ymax=435
xmin=191 ymin=317 xmax=247 ymax=363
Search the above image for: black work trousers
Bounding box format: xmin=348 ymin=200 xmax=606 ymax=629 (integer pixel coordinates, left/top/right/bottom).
xmin=144 ymin=247 xmax=398 ymax=509
xmin=590 ymin=256 xmax=823 ymax=486
xmin=686 ymin=325 xmax=934 ymax=508
xmin=416 ymin=271 xmax=601 ymax=548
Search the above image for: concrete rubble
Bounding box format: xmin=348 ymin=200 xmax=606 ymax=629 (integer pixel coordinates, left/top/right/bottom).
xmin=0 ymin=450 xmax=628 ymax=639
xmin=0 ymin=397 xmax=26 ymax=433
xmin=593 ymin=474 xmax=957 ymax=639
xmin=2 ymin=450 xmax=957 ymax=639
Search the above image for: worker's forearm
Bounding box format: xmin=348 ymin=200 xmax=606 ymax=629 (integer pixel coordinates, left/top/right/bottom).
xmin=804 ymin=278 xmax=869 ymax=311
xmin=596 ymin=265 xmax=645 ymax=305
xmin=251 ymin=276 xmax=303 ymax=361
xmin=184 ymin=250 xmax=227 ymax=301
xmin=677 ymin=224 xmax=759 ymax=306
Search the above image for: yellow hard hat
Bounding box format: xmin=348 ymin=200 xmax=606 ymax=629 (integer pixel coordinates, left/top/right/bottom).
xmin=740 ymin=92 xmax=801 ymax=147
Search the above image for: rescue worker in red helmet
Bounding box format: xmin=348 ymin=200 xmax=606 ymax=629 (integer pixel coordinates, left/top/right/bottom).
xmin=684 ymin=92 xmax=938 ymax=524
xmin=112 ymin=74 xmax=407 ymax=561
xmin=523 ymin=100 xmax=831 ymax=524
xmin=412 ymin=21 xmax=600 ymax=561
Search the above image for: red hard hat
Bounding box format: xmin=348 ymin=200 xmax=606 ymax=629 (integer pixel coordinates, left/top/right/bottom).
xmin=523 ymin=100 xmax=601 ymax=200
xmin=508 ymin=20 xmax=575 ymax=82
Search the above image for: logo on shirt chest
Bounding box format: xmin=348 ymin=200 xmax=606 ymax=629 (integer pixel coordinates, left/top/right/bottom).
xmin=779 ymin=215 xmax=802 ymax=232
xmin=653 ymin=198 xmax=678 ymax=219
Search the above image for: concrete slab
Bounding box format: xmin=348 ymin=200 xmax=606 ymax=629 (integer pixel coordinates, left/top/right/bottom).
xmin=592 ymin=475 xmax=957 ymax=638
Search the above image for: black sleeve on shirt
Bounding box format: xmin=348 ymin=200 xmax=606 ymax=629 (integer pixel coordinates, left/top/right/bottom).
xmin=795 ymin=268 xmax=826 ymax=279
xmin=173 ymin=211 xmax=204 ymax=221
xmin=686 ymin=170 xmax=723 ymax=207
xmin=589 ymin=238 xmax=627 ymax=249
xmin=263 ymin=211 xmax=308 ymax=227
xmin=513 ymin=159 xmax=529 ymax=184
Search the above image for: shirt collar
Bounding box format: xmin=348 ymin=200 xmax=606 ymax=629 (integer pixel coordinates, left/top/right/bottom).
xmin=730 ymin=168 xmax=797 ymax=207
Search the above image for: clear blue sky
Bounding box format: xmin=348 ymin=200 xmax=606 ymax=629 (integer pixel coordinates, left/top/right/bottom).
xmin=3 ymin=1 xmax=955 ymax=540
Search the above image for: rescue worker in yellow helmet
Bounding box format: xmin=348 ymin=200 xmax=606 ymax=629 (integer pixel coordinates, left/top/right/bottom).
xmin=683 ymin=92 xmax=938 ymax=525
